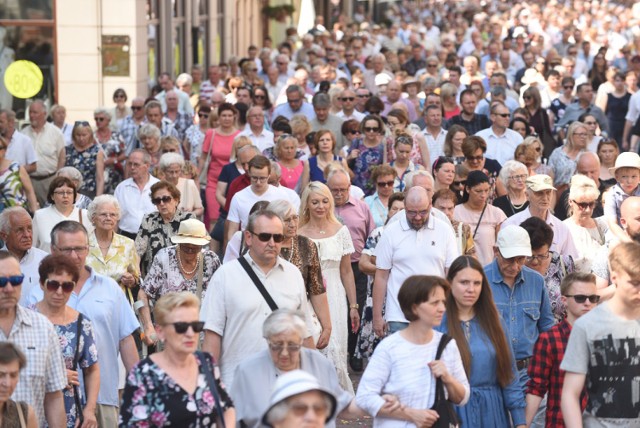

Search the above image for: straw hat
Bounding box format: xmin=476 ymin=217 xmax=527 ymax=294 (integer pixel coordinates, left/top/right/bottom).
xmin=170 ymin=219 xmax=211 ymax=246
xmin=609 ymin=152 xmax=640 ymax=175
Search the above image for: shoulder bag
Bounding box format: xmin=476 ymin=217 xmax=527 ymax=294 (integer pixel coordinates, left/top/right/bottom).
xmin=73 ymin=313 xmax=85 ymax=426
xmin=199 ymin=129 xmax=216 ymax=188
xmin=199 ymin=351 xmax=227 ymax=428
xmin=429 ymin=334 xmax=460 ymax=428
xmin=237 ymin=256 xmax=279 ymax=311
xmin=16 ymin=401 xmax=27 ymax=428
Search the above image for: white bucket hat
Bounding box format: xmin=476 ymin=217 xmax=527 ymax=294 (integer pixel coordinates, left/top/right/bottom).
xmin=609 ymin=152 xmax=640 ymax=175
xmin=170 ymin=219 xmax=211 ymax=246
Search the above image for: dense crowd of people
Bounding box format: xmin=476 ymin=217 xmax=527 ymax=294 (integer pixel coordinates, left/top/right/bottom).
xmin=1 ymin=0 xmax=640 ymax=427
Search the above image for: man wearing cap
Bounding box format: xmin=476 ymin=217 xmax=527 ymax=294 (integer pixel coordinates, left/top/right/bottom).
xmin=485 ymin=225 xmax=555 ymax=390
xmin=475 ymin=101 xmax=523 ymax=166
xmin=502 ymin=175 xmax=579 ymax=260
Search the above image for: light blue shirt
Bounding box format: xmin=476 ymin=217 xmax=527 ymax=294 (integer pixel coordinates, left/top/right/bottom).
xmin=27 ymin=267 xmax=139 ymax=406
xmin=364 ymin=192 xmax=388 ymax=228
xmin=272 ymin=102 xmax=316 ymax=121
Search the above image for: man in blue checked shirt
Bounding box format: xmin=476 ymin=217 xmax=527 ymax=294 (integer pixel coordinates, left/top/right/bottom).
xmin=484 ymin=225 xmax=555 ymax=391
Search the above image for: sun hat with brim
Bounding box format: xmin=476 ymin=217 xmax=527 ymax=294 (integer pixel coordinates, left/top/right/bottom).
xmin=170 ymin=218 xmax=211 ymax=246
xmin=402 ymin=78 xmax=420 ymax=91
xmin=609 ymin=152 xmax=640 ymax=175
xmin=526 ymin=174 xmax=556 ymax=192
xmin=521 ymin=69 xmax=545 ymax=86
xmin=261 ymin=370 xmax=337 ymax=428
xmin=496 ymin=225 xmax=532 ymax=258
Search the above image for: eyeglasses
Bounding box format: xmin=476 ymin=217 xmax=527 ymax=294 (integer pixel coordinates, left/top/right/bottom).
xmin=97 ymin=212 xmax=118 ymax=219
xmin=94 ymin=117 xmax=107 ymax=122
xmin=572 ymin=132 xmax=589 ymax=138
xmin=329 ymin=187 xmax=349 ymax=194
xmin=53 ymin=190 xmax=74 ymax=196
xmin=166 ymin=321 xmax=205 ymax=334
xmin=198 ymin=113 xmax=209 ymax=118
xmin=45 ymin=279 xmax=75 ymax=293
xmin=571 ymin=200 xmax=596 ymax=210
xmin=248 ymin=231 xmax=285 ymax=243
xmin=565 ymin=294 xmax=600 ymax=304
xmin=268 ymin=341 xmax=302 ymax=353
xmin=499 ymin=252 xmax=527 ymax=265
xmin=250 ymin=175 xmax=269 ymax=183
xmin=74 ymin=121 xmax=90 ymax=127
xmin=55 ymin=246 xmax=89 ymax=256
xmin=406 ymin=210 xmax=429 ymax=217
xmin=526 ymin=252 xmax=550 ymax=262
xmin=509 ymin=174 xmax=528 ymax=181
xmin=453 ymin=180 xmax=467 ymax=186
xmin=377 ymin=180 xmax=395 ymax=188
xmin=151 ymin=195 xmax=173 ymax=205
xmin=131 ymin=106 xmax=143 ymax=111
xmin=523 ymin=96 xmax=532 ymax=100
xmin=357 ymin=94 xmax=371 ymax=98
xmin=364 ymin=127 xmax=380 ymax=133
xmin=0 ymin=275 xmax=24 ymax=287
xmin=494 ymin=113 xmax=510 ymax=118
xmin=427 ymin=63 xmax=438 ymax=68
xmin=466 ymin=155 xmax=484 ymax=162
xmin=340 ymin=97 xmax=355 ymax=101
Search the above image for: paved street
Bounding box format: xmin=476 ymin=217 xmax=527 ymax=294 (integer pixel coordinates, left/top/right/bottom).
xmin=337 ymin=370 xmax=374 ymax=427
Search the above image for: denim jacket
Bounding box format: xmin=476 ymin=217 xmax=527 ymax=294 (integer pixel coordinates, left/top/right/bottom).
xmin=485 ymin=260 xmax=555 ymax=360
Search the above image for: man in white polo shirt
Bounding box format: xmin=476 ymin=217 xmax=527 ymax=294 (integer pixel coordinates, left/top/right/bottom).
xmin=240 ymin=106 xmax=274 ymax=152
xmin=475 ymin=101 xmax=522 ymax=166
xmin=372 ymin=186 xmax=459 ymax=337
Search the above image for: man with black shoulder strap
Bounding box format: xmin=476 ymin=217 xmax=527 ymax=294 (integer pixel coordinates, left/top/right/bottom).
xmin=201 ymin=209 xmax=312 ymax=387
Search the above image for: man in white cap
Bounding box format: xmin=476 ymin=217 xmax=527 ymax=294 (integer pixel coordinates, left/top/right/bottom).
xmin=502 ymin=175 xmax=579 ymax=260
xmin=485 ymin=225 xmax=555 ymax=391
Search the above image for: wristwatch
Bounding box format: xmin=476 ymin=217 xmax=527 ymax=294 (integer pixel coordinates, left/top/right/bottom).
xmin=349 ymin=303 xmax=359 ymax=310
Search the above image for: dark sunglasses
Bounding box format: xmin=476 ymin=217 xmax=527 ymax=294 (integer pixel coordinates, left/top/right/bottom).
xmin=249 ymin=231 xmax=285 ymax=243
xmin=377 ymin=180 xmax=395 ymax=188
xmin=364 ymin=127 xmax=380 ymax=132
xmin=348 ymin=130 xmax=360 ymax=135
xmin=198 ymin=113 xmax=209 ymax=118
xmin=254 ymin=94 xmax=266 ymax=99
xmin=494 ymin=113 xmax=510 ymax=118
xmin=466 ymin=155 xmax=484 ymax=161
xmin=74 ymin=121 xmax=90 ymax=127
xmin=563 ymin=85 xmax=574 ymax=90
xmin=453 ymin=180 xmax=467 ymax=186
xmin=131 ymin=106 xmax=144 ymax=111
xmin=0 ymin=275 xmax=24 ymax=287
xmin=94 ymin=117 xmax=107 ymax=122
xmin=168 ymin=321 xmax=205 ymax=334
xmin=564 ymin=294 xmax=600 ymax=304
xmin=571 ymin=200 xmax=596 ymax=210
xmin=45 ymin=279 xmax=75 ymax=293
xmin=151 ymin=195 xmax=173 ymax=205
xmin=341 ymin=97 xmax=355 ymax=101
xmin=523 ymin=96 xmax=532 ymax=100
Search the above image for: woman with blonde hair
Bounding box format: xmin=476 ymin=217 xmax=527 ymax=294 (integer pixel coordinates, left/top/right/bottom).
xmin=298 ymin=181 xmax=360 ymax=393
xmin=548 ymin=121 xmax=589 ymax=194
xmin=518 ymin=136 xmax=554 ymax=178
xmin=290 ymin=115 xmax=313 ymax=159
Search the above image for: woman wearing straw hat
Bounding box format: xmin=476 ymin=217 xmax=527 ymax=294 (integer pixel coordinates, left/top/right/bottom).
xmin=137 ymin=218 xmax=221 ymax=347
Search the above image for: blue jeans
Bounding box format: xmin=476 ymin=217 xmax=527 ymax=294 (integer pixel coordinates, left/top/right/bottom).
xmin=387 ymin=321 xmax=409 ymax=334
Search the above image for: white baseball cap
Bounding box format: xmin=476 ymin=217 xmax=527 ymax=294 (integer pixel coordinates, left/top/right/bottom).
xmin=496 ymin=225 xmax=532 ymax=258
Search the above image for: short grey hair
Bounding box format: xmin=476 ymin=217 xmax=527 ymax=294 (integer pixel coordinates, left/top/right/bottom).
xmin=326 ymin=166 xmax=350 ymax=183
xmin=0 ymin=207 xmax=30 ymax=234
xmin=138 ymin=123 xmax=161 ymax=140
xmin=57 ymin=166 xmax=84 ymax=189
xmin=49 ymin=104 xmax=66 ymax=116
xmin=262 ymin=309 xmax=307 ymax=340
xmin=499 ymin=160 xmax=528 ymax=184
xmin=404 ymin=170 xmax=433 ymax=191
xmin=267 ymin=200 xmax=295 ymax=220
xmin=93 ymin=107 xmax=113 ymax=121
xmin=159 ymin=152 xmax=185 ymax=169
xmin=270 ymin=161 xmax=282 ymax=178
xmin=176 ymin=73 xmax=193 ymax=86
xmin=312 ymin=92 xmax=331 ymax=108
xmin=50 ymin=221 xmax=88 ymax=249
xmin=130 ymin=148 xmax=152 ymax=165
xmin=88 ymin=195 xmax=121 ymax=223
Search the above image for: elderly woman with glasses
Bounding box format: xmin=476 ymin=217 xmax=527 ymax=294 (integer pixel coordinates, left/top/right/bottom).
xmin=32 ymin=254 xmax=100 ymax=428
xmin=548 ymin=121 xmax=589 ymax=195
xmin=120 ymin=292 xmax=235 ymax=427
xmin=159 ymin=153 xmax=204 ymax=218
xmin=232 ymin=310 xmax=395 ymax=428
xmin=135 ymin=180 xmax=194 ymax=276
xmin=137 ymin=123 xmax=163 ymax=171
xmin=33 ymin=177 xmax=93 ymax=252
xmin=461 ymin=136 xmax=506 ymax=202
xmin=493 ymin=160 xmax=530 ymax=218
xmin=65 ymin=121 xmax=105 ymax=198
xmin=347 ymin=115 xmax=386 ymax=196
xmin=364 ymin=165 xmax=397 ymax=228
xmin=138 ymin=219 xmax=220 ymax=347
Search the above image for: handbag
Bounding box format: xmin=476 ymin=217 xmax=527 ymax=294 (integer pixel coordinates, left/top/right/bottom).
xmin=16 ymin=401 xmax=27 ymax=428
xmin=199 ymin=129 xmax=216 ymax=188
xmin=73 ymin=314 xmax=85 ymax=426
xmin=199 ymin=351 xmax=227 ymax=428
xmin=429 ymin=334 xmax=460 ymax=428
xmin=238 ymin=256 xmax=279 ymax=311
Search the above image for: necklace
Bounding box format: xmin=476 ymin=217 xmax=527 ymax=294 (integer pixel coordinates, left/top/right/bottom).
xmin=177 ymin=247 xmax=199 ymax=276
xmin=281 ymin=238 xmax=296 ymax=262
xmin=508 ymin=195 xmax=527 ymax=212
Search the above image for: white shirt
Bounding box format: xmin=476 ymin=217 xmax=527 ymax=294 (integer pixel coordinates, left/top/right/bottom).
xmin=201 ymin=253 xmax=310 ymax=386
xmin=475 ymin=127 xmax=523 ymax=166
xmin=502 ymin=207 xmax=579 ymax=259
xmin=21 ymin=123 xmax=65 ymax=176
xmin=239 ymin=126 xmax=275 ymax=152
xmin=32 ymin=206 xmax=94 ymax=253
xmin=375 ymin=214 xmax=459 ymax=323
xmin=625 ymin=91 xmax=640 ymax=123
xmin=336 ymin=110 xmax=366 ymax=122
xmin=113 ymin=176 xmax=160 ymax=234
xmin=422 ymin=127 xmax=447 ymax=166
xmin=6 ymin=131 xmax=38 ymax=167
xmin=56 ymin=123 xmax=73 ymax=146
xmin=227 ymin=185 xmax=298 ymax=229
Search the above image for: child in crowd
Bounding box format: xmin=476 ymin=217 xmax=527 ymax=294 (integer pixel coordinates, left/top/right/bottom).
xmin=603 ymin=152 xmax=640 ymax=242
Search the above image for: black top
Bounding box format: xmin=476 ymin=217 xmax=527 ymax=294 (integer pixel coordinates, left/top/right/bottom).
xmin=493 ymin=195 xmax=530 ymax=218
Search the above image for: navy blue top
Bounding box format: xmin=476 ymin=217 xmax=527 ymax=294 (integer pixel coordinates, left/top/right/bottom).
xmin=308 ymin=155 xmax=341 ymax=183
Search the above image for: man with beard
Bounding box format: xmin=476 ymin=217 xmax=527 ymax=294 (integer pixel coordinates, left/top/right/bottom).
xmin=372 ymin=187 xmax=459 ymax=337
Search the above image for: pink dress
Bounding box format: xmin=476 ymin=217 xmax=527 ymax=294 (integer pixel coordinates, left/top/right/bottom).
xmin=278 ymin=160 xmax=304 ymax=191
xmin=203 ymin=129 xmax=241 ymax=225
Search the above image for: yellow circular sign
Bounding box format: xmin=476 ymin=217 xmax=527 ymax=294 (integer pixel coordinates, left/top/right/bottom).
xmin=4 ymin=60 xmax=44 ymax=99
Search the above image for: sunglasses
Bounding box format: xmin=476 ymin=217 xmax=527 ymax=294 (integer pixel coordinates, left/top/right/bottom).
xmin=74 ymin=121 xmax=90 ymax=127
xmin=151 ymin=195 xmax=173 ymax=205
xmin=523 ymin=96 xmax=532 ymax=100
xmin=466 ymin=155 xmax=484 ymax=162
xmin=45 ymin=279 xmax=75 ymax=293
xmin=0 ymin=275 xmax=24 ymax=287
xmin=341 ymin=97 xmax=355 ymax=101
xmin=131 ymin=106 xmax=144 ymax=111
xmin=198 ymin=113 xmax=209 ymax=118
xmin=254 ymin=94 xmax=266 ymax=99
xmin=348 ymin=130 xmax=360 ymax=135
xmin=167 ymin=321 xmax=205 ymax=334
xmin=494 ymin=113 xmax=510 ymax=118
xmin=249 ymin=231 xmax=285 ymax=243
xmin=377 ymin=180 xmax=394 ymax=188
xmin=453 ymin=180 xmax=467 ymax=186
xmin=564 ymin=294 xmax=600 ymax=304
xmin=564 ymin=85 xmax=574 ymax=90
xmin=94 ymin=117 xmax=107 ymax=122
xmin=571 ymin=200 xmax=596 ymax=210
xmin=364 ymin=127 xmax=380 ymax=132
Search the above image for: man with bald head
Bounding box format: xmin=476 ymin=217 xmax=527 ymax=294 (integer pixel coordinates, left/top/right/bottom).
xmin=381 ymin=81 xmax=418 ymax=121
xmin=373 ymin=186 xmax=459 ymax=337
xmin=555 ymin=151 xmax=605 ymax=220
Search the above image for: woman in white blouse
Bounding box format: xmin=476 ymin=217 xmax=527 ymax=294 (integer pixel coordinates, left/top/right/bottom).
xmin=356 ymin=275 xmax=470 ymax=427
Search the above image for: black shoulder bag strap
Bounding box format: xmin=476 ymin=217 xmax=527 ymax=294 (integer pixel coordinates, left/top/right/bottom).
xmin=73 ymin=313 xmax=85 ymax=426
xmin=199 ymin=351 xmax=227 ymax=428
xmin=434 ymin=333 xmax=453 ymax=401
xmin=238 ymin=256 xmax=279 ymax=311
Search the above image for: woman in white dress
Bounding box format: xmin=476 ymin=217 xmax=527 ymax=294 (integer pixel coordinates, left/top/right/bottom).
xmin=298 ymin=182 xmax=360 ymax=393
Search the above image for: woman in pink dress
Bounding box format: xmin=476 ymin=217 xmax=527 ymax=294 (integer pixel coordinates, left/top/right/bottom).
xmin=275 ymin=134 xmax=308 ymax=193
xmin=198 ymin=103 xmax=241 ymax=228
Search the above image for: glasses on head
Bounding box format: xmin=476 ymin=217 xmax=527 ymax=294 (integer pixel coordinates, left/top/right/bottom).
xmin=0 ymin=275 xmax=24 ymax=288
xmin=268 ymin=341 xmax=302 ymax=353
xmin=364 ymin=126 xmax=380 ymax=133
xmin=453 ymin=180 xmax=467 ymax=186
xmin=340 ymin=97 xmax=355 ymax=102
xmin=54 ymin=190 xmax=74 ymax=196
xmin=565 ymin=294 xmax=600 ymax=304
xmin=526 ymin=252 xmax=550 ymax=263
xmin=250 ymin=175 xmax=269 ymax=183
xmin=166 ymin=321 xmax=205 ymax=334
xmin=55 ymin=246 xmax=89 ymax=256
xmin=509 ymin=174 xmax=528 ymax=181
xmin=377 ymin=180 xmax=395 ymax=188
xmin=571 ymin=200 xmax=596 ymax=210
xmin=45 ymin=279 xmax=75 ymax=293
xmin=151 ymin=195 xmax=173 ymax=205
xmin=74 ymin=121 xmax=90 ymax=127
xmin=248 ymin=231 xmax=285 ymax=243
xmin=131 ymin=106 xmax=144 ymax=111
xmin=406 ymin=209 xmax=429 ymax=217
xmin=94 ymin=117 xmax=107 ymax=122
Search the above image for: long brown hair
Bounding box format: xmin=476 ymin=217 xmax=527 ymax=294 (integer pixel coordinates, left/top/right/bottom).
xmin=446 ymin=255 xmax=514 ymax=387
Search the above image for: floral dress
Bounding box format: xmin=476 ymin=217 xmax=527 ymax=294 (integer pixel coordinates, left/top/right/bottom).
xmin=544 ymin=252 xmax=575 ymax=323
xmin=348 ymin=139 xmax=384 ymax=196
xmin=0 ymin=162 xmax=27 ymax=208
xmin=65 ymin=144 xmax=102 ymax=197
xmin=96 ymin=131 xmax=125 ymax=194
xmin=185 ymin=124 xmax=206 ymax=163
xmin=356 ymin=226 xmax=384 ymax=360
xmin=119 ymin=351 xmax=234 ymax=427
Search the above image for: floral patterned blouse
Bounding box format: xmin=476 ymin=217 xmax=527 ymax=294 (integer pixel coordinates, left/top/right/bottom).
xmin=65 ymin=143 xmax=102 ymax=197
xmin=135 ymin=210 xmax=194 ymax=276
xmin=185 ymin=124 xmax=206 ymax=163
xmin=279 ymin=235 xmax=324 ymax=298
xmin=87 ymin=232 xmax=141 ymax=287
xmin=142 ymin=246 xmax=220 ymax=304
xmin=119 ymin=351 xmax=233 ymax=428
xmin=543 ymin=251 xmax=575 ymax=323
xmin=347 ymin=139 xmax=385 ymax=196
xmin=0 ymin=161 xmax=27 ymax=208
